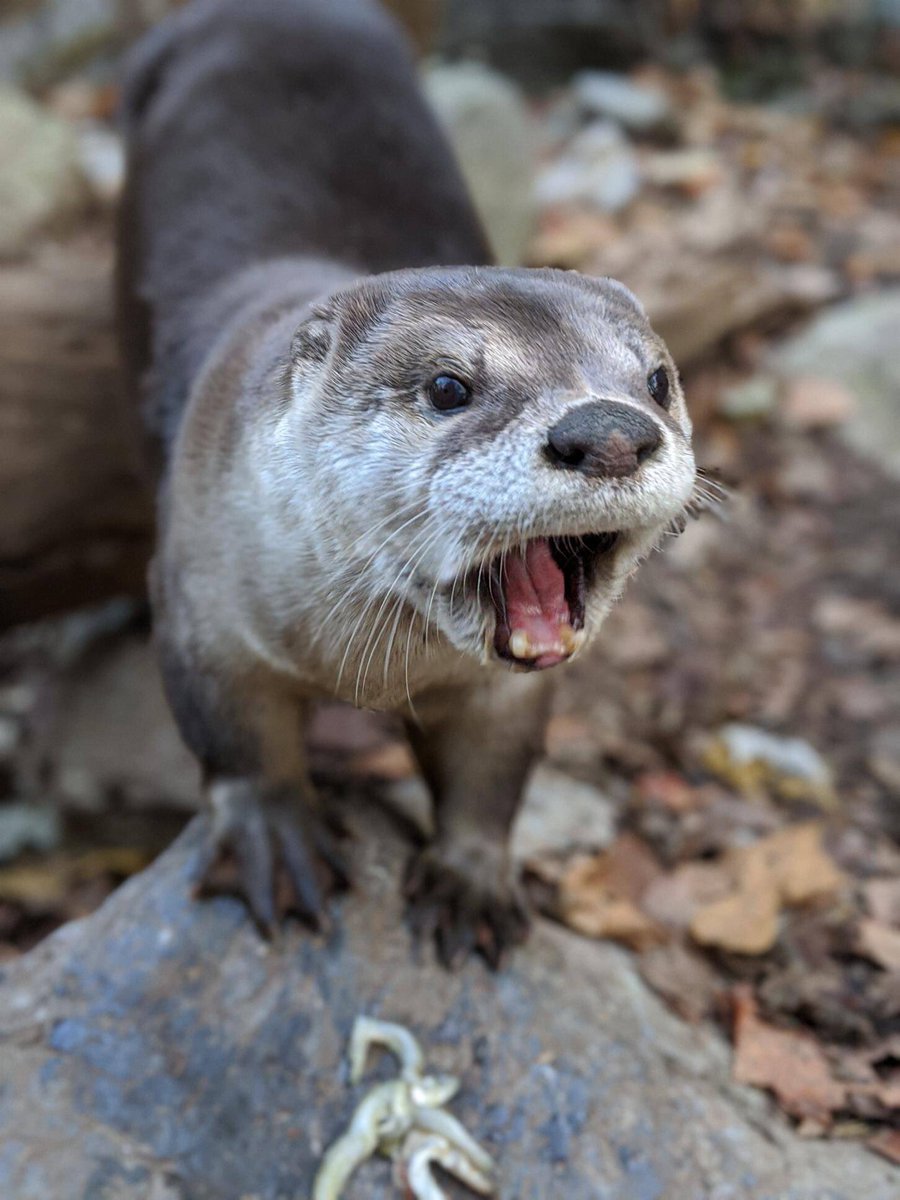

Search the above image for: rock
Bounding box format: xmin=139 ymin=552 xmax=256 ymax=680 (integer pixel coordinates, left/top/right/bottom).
xmin=719 ymin=375 xmax=779 ymax=420
xmin=512 ymin=763 xmax=615 ymax=862
xmin=0 ymin=813 xmax=896 ymax=1199
xmin=535 ymin=121 xmax=640 ymax=213
xmin=423 ymin=61 xmax=534 ymax=266
xmin=0 ymin=0 xmax=121 ymax=90
xmin=572 ymin=70 xmax=672 ymax=134
xmin=0 ymin=801 xmax=59 ymax=862
xmin=772 ymin=290 xmax=900 ymax=479
xmin=39 ymin=635 xmax=199 ymax=812
xmin=381 ymin=760 xmax=617 ymax=862
xmin=705 ymin=723 xmax=836 ymax=809
xmin=643 ymin=148 xmax=723 ymax=195
xmin=75 ymin=120 xmax=124 ymax=204
xmin=0 ymin=84 xmax=91 ymax=255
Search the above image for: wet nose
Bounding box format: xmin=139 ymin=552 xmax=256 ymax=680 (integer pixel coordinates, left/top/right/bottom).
xmin=546 ymin=401 xmax=662 ymax=478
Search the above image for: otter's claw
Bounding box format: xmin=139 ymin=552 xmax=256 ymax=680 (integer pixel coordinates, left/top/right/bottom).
xmin=405 ymin=850 xmax=530 ymax=970
xmin=192 ymin=783 xmax=349 ymax=934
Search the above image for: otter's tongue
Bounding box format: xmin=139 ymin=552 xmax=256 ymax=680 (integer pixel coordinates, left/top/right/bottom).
xmin=496 ymin=538 xmax=578 ymax=669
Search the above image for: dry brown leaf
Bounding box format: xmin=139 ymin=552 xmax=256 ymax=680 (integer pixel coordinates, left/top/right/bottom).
xmin=71 ymin=847 xmax=151 ymax=880
xmin=560 ymin=838 xmax=666 ymax=950
xmin=0 ymin=863 xmax=68 ymax=907
xmin=563 ymin=891 xmax=665 ymax=951
xmin=633 ymin=770 xmax=706 ymax=814
xmin=864 ymin=877 xmax=900 ymax=926
xmin=688 ymin=824 xmax=844 ymax=956
xmin=756 ymin=823 xmax=846 ymax=906
xmin=732 ymin=986 xmax=846 ymax=1123
xmin=0 ymin=848 xmax=151 ymax=908
xmin=781 ymin=375 xmax=857 ymax=429
xmin=814 ymin=596 xmax=900 ymax=660
xmin=867 ymin=1129 xmax=900 ymax=1166
xmin=641 ymin=861 xmax=733 ymax=931
xmin=856 ymin=918 xmax=900 ymax=972
xmin=691 ymin=851 xmax=780 ymax=954
xmin=559 ymin=835 xmax=662 ymax=903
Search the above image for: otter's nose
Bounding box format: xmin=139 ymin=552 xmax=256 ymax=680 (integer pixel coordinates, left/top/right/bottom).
xmin=546 ymin=401 xmax=662 ymax=478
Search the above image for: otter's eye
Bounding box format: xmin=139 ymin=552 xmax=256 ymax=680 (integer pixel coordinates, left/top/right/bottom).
xmin=647 ymin=366 xmax=670 ymax=409
xmin=428 ymin=374 xmax=471 ymax=412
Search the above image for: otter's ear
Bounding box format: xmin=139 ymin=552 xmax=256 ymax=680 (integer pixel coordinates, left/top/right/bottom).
xmin=291 ymin=302 xmax=336 ymax=366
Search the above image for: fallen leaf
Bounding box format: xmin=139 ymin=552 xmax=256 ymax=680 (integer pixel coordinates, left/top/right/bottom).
xmin=563 ymin=891 xmax=665 ymax=950
xmin=0 ymin=848 xmax=151 ymax=909
xmin=867 ymin=1129 xmax=900 ymax=1166
xmin=688 ymin=825 xmax=844 ymax=956
xmin=559 ymin=835 xmax=662 ymax=902
xmin=856 ymin=919 xmax=900 ymax=972
xmin=756 ymin=823 xmax=846 ymax=906
xmin=559 ymin=839 xmax=667 ymax=950
xmin=781 ymin=375 xmax=857 ymax=429
xmin=864 ymin=877 xmax=900 ymax=926
xmin=0 ymin=863 xmax=67 ymax=907
xmin=767 ymin=225 xmax=816 ymax=264
xmin=70 ymin=847 xmax=151 ymax=880
xmin=691 ymin=851 xmax=780 ymax=954
xmin=641 ymin=861 xmax=733 ymax=931
xmin=633 ymin=770 xmax=706 ymax=814
xmin=814 ymin=596 xmax=900 ymax=661
xmin=732 ymin=986 xmax=846 ymax=1123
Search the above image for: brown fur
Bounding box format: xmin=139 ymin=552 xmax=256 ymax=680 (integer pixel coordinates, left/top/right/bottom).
xmin=118 ymin=0 xmax=695 ymax=966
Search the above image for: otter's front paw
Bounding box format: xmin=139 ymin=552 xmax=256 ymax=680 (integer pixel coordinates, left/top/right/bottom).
xmin=192 ymin=781 xmax=349 ymax=935
xmin=404 ymin=846 xmax=530 ymax=970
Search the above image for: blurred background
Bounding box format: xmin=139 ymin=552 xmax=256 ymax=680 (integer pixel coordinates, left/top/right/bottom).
xmin=0 ymin=0 xmax=898 ymax=1155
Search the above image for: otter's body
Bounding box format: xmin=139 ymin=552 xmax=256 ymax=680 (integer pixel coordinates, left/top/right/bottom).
xmin=119 ymin=0 xmax=695 ymax=964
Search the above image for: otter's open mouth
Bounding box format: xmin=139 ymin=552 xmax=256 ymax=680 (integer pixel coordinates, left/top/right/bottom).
xmin=490 ymin=532 xmax=619 ymax=670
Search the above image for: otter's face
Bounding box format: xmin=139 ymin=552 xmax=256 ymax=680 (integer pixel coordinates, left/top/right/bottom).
xmin=292 ymin=267 xmax=695 ymax=674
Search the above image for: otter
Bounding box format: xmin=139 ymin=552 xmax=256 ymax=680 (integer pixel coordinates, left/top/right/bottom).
xmin=117 ymin=0 xmax=695 ymax=966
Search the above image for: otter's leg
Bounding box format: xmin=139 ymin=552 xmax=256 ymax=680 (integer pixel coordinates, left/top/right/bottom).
xmin=164 ymin=658 xmax=348 ymax=934
xmin=404 ymin=673 xmax=551 ymax=968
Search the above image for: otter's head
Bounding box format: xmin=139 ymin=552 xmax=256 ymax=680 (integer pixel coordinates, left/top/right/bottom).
xmin=290 ymin=267 xmax=695 ymax=674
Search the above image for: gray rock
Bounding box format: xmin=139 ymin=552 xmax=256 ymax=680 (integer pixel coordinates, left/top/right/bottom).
xmin=41 ymin=635 xmax=199 ymax=812
xmin=773 ymin=289 xmax=900 ymax=479
xmin=0 ymin=84 xmax=91 ymax=255
xmin=76 ymin=120 xmax=124 ymax=205
xmin=424 ymin=61 xmax=534 ymax=267
xmin=0 ymin=814 xmax=895 ymax=1199
xmin=0 ymin=0 xmax=119 ymax=88
xmin=719 ymin=375 xmax=779 ymax=421
xmin=0 ymin=801 xmax=59 ymax=862
xmin=572 ymin=70 xmax=672 ymax=134
xmin=535 ymin=121 xmax=640 ymax=213
xmin=512 ymin=763 xmax=615 ymax=861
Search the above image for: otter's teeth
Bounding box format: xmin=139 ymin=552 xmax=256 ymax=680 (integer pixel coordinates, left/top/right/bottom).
xmin=509 ymin=629 xmax=536 ymax=660
xmin=508 ymin=624 xmax=583 ymax=661
xmin=560 ymin=624 xmax=583 ymax=655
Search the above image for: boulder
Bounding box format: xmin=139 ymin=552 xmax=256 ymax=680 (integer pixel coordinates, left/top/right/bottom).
xmin=772 ymin=289 xmax=900 ymax=479
xmin=424 ymin=61 xmax=534 ymax=266
xmin=0 ymin=84 xmax=91 ymax=255
xmin=0 ymin=812 xmax=895 ymax=1199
